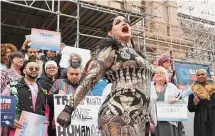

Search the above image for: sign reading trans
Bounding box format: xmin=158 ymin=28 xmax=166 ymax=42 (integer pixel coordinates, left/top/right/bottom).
xmin=31 ymin=28 xmax=61 ymax=51
xmin=54 ymin=95 xmax=105 ymax=136
xmin=0 ymin=96 xmax=16 ymax=127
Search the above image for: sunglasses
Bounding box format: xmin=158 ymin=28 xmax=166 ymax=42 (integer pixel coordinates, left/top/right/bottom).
xmin=29 ymin=67 xmax=40 ymax=72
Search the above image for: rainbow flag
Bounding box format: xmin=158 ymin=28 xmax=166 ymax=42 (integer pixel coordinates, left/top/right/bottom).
xmin=181 ymin=84 xmax=193 ymax=98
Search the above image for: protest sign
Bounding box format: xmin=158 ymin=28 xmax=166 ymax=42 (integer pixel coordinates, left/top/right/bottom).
xmin=14 ymin=111 xmax=47 ymax=136
xmin=156 ymin=101 xmax=188 ymax=121
xmin=0 ymin=96 xmax=16 ymax=127
xmin=54 ymin=95 xmax=104 ymax=136
xmin=31 ymin=28 xmax=61 ymax=51
xmin=59 ymin=46 xmax=91 ymax=69
xmin=174 ymin=61 xmax=211 ymax=89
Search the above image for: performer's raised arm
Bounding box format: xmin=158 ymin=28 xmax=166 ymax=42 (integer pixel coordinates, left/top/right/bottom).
xmin=57 ymin=46 xmax=115 ymax=127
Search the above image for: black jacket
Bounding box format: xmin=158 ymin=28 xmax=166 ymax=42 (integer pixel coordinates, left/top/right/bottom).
xmin=10 ymin=78 xmax=47 ymax=120
xmin=38 ymin=75 xmax=56 ymax=136
xmin=188 ymin=93 xmax=215 ymax=136
xmin=38 ymin=75 xmax=55 ymax=93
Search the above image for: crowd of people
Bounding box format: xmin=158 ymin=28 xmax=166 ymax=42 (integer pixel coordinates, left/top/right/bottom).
xmin=1 ymin=14 xmax=215 ymax=136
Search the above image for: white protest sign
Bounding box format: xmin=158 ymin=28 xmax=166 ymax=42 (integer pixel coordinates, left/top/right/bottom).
xmin=54 ymin=95 xmax=104 ymax=136
xmin=31 ymin=28 xmax=61 ymax=51
xmin=59 ymin=46 xmax=91 ymax=68
xmin=156 ymin=101 xmax=188 ymax=121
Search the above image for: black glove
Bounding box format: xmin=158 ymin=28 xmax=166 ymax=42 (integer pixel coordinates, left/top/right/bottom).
xmin=57 ymin=105 xmax=74 ymax=128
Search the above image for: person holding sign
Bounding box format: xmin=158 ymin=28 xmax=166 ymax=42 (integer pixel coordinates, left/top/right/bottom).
xmin=188 ymin=69 xmax=215 ymax=136
xmin=57 ymin=15 xmax=154 ymax=136
xmin=149 ymin=66 xmax=182 ymax=136
xmin=20 ymin=39 xmax=45 ymax=77
xmin=40 ymin=43 xmax=65 ymax=64
xmin=5 ymin=59 xmax=49 ymax=135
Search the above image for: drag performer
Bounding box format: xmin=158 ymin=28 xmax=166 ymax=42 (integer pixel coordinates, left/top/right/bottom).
xmin=57 ymin=15 xmax=154 ymax=136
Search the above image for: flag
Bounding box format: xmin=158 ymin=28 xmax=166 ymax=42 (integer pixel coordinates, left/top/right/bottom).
xmin=181 ymin=84 xmax=193 ymax=98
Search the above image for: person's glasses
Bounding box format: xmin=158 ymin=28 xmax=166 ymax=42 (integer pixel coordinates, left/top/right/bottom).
xmin=46 ymin=67 xmax=57 ymax=70
xmin=29 ymin=67 xmax=39 ymax=72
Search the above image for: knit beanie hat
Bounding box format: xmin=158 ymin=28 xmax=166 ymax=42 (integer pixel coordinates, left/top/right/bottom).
xmin=45 ymin=60 xmax=57 ymax=72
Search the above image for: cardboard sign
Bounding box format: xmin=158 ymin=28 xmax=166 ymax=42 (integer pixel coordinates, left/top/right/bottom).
xmin=0 ymin=96 xmax=16 ymax=127
xmin=14 ymin=111 xmax=47 ymax=136
xmin=31 ymin=28 xmax=61 ymax=51
xmin=54 ymin=95 xmax=104 ymax=136
xmin=156 ymin=101 xmax=188 ymax=121
xmin=59 ymin=46 xmax=91 ymax=69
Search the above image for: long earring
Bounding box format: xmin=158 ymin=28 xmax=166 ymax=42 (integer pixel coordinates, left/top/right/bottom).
xmin=130 ymin=38 xmax=134 ymax=48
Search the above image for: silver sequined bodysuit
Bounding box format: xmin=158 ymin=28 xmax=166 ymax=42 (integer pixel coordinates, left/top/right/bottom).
xmin=70 ymin=43 xmax=154 ymax=136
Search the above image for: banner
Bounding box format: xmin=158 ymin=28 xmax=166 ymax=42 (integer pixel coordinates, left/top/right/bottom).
xmin=31 ymin=28 xmax=61 ymax=51
xmin=0 ymin=96 xmax=16 ymax=127
xmin=14 ymin=111 xmax=47 ymax=136
xmin=59 ymin=46 xmax=91 ymax=69
xmin=54 ymin=95 xmax=104 ymax=136
xmin=174 ymin=61 xmax=210 ymax=89
xmin=156 ymin=101 xmax=188 ymax=121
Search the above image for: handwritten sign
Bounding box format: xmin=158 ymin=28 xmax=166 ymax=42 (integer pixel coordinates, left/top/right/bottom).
xmin=31 ymin=28 xmax=61 ymax=51
xmin=14 ymin=111 xmax=47 ymax=136
xmin=0 ymin=96 xmax=16 ymax=127
xmin=54 ymin=95 xmax=104 ymax=136
xmin=156 ymin=101 xmax=188 ymax=121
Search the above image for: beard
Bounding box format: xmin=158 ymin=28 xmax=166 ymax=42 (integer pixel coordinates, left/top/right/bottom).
xmin=26 ymin=72 xmax=38 ymax=79
xmin=28 ymin=55 xmax=38 ymax=60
